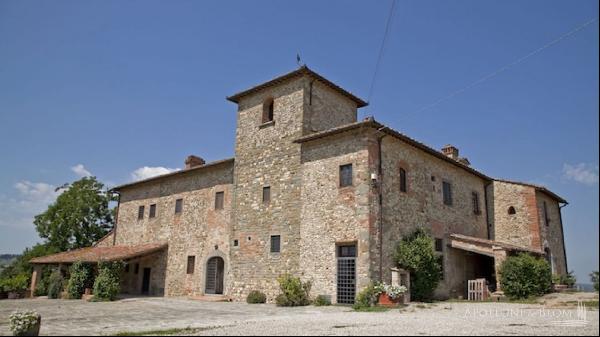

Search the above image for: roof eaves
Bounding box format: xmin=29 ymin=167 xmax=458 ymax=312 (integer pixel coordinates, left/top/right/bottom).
xmin=226 ymin=66 xmax=368 ymax=108
xmin=294 ymin=119 xmax=491 ymax=181
xmin=109 ymin=158 xmax=234 ymax=192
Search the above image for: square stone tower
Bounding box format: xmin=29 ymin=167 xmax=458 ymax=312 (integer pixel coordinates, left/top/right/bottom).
xmin=226 ymin=66 xmax=367 ymax=300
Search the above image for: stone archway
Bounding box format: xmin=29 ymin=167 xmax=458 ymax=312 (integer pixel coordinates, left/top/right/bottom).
xmin=205 ymin=256 xmax=225 ymax=295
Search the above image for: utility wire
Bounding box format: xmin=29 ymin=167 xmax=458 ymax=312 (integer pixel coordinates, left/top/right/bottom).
xmin=367 ymin=0 xmax=397 ymax=108
xmin=401 ymin=16 xmax=598 ymax=122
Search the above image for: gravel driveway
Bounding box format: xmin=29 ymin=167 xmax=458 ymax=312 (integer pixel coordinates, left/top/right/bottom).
xmin=0 ymin=296 xmax=597 ymax=336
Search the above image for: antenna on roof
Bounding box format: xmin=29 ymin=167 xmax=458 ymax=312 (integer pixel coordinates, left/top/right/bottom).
xmin=296 ymin=53 xmax=303 ymax=67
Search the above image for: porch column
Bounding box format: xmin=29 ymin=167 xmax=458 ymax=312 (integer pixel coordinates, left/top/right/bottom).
xmin=492 ymin=248 xmax=507 ymax=294
xmin=30 ymin=265 xmax=43 ymax=298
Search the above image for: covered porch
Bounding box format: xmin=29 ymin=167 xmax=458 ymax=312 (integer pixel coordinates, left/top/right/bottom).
xmin=29 ymin=242 xmax=168 ymax=298
xmin=449 ymin=234 xmax=544 ymax=297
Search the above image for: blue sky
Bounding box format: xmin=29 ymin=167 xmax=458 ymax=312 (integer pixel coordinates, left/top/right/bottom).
xmin=0 ymin=0 xmax=598 ymax=282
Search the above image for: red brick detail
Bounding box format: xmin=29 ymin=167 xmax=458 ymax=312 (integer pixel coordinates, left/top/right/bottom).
xmin=523 ymin=188 xmax=542 ymax=250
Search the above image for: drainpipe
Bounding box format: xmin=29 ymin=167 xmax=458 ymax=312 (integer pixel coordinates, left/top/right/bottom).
xmin=376 ymin=126 xmax=388 ymax=282
xmin=483 ymin=181 xmax=492 ymax=240
xmin=558 ymin=202 xmax=569 ymax=272
xmin=112 ymin=191 xmax=121 ymax=246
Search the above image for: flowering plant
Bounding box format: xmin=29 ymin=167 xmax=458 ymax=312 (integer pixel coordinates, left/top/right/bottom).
xmin=373 ymin=282 xmax=407 ymax=300
xmin=9 ymin=310 xmax=40 ymax=336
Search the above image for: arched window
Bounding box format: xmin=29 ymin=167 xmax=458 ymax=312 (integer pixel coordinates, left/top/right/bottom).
xmin=399 ymin=168 xmax=407 ymax=193
xmin=262 ymin=98 xmax=274 ymax=123
xmin=508 ymin=206 xmax=516 ymax=215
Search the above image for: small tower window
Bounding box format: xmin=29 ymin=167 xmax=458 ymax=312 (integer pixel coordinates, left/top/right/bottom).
xmin=399 ymin=168 xmax=407 ymax=193
xmin=508 ymin=206 xmax=516 ymax=215
xmin=262 ymin=98 xmax=274 ymax=124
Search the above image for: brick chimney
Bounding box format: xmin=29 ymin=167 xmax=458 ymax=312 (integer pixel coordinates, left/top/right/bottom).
xmin=184 ymin=155 xmax=205 ymax=169
xmin=441 ymin=145 xmax=459 ymax=160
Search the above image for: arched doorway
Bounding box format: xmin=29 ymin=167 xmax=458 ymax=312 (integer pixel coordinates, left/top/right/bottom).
xmin=205 ymin=256 xmax=224 ymax=295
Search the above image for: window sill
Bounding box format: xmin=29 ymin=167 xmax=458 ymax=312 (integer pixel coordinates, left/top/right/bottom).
xmin=259 ymin=120 xmax=275 ymax=129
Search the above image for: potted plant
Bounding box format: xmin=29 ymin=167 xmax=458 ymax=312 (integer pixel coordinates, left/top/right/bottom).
xmin=375 ymin=283 xmax=407 ymax=307
xmin=9 ymin=311 xmax=41 ymax=336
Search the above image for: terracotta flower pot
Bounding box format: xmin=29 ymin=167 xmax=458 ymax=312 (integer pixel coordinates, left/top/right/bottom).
xmin=378 ymin=292 xmax=402 ymax=307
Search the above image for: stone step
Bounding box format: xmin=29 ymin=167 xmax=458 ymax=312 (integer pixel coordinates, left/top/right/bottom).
xmin=189 ymin=295 xmax=232 ymax=302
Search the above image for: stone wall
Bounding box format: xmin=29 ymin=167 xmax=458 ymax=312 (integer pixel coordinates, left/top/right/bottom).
xmin=229 ymin=77 xmax=306 ymax=301
xmin=536 ymin=191 xmax=568 ymax=275
xmin=115 ymin=161 xmax=233 ymax=297
xmin=302 ymin=80 xmax=357 ymax=134
xmin=380 ymin=136 xmax=489 ymax=298
xmin=299 ymin=129 xmax=377 ymax=302
xmin=489 ymin=181 xmax=541 ymax=251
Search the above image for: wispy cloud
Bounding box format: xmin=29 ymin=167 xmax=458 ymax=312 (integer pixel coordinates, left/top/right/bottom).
xmin=563 ymin=163 xmax=599 ymax=186
xmin=0 ymin=181 xmax=62 ymax=230
xmin=71 ymin=164 xmax=92 ymax=178
xmin=131 ymin=166 xmax=178 ymax=181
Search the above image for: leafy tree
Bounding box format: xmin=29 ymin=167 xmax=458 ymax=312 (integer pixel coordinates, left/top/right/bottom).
xmin=393 ymin=228 xmax=442 ymax=301
xmin=591 ymin=271 xmax=599 ymax=292
xmin=499 ymin=253 xmax=552 ymax=299
xmin=34 ymin=177 xmax=115 ymax=251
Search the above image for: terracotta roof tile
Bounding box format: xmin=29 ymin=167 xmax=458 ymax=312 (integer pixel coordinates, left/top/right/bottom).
xmin=226 ymin=66 xmax=368 ymax=107
xmin=30 ymin=242 xmax=168 ymax=264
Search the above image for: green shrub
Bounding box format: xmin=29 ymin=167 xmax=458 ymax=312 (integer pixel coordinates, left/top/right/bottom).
xmin=313 ymin=295 xmax=331 ymax=306
xmin=246 ymin=290 xmax=267 ymax=304
xmin=47 ymin=270 xmax=64 ymax=299
xmin=553 ymin=271 xmax=577 ymax=288
xmin=93 ymin=261 xmax=123 ymax=301
xmin=591 ymin=271 xmax=599 ymax=292
xmin=499 ymin=253 xmax=552 ymax=299
xmin=67 ymin=261 xmax=94 ymax=299
xmin=394 ymin=228 xmax=442 ymax=301
xmin=352 ymin=284 xmax=379 ymax=310
xmin=275 ymin=274 xmax=311 ymax=307
xmin=3 ymin=274 xmax=29 ymax=293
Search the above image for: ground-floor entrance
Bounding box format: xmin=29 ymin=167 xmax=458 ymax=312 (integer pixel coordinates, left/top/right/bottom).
xmin=336 ymin=244 xmax=357 ymax=304
xmin=205 ymin=257 xmax=224 ymax=295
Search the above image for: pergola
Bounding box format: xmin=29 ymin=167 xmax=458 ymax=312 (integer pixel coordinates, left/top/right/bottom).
xmin=28 ymin=242 xmax=168 ymax=297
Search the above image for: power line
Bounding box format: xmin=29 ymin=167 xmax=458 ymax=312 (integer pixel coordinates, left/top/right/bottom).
xmin=367 ymin=0 xmax=397 ymax=108
xmin=400 ymin=16 xmax=598 ymax=122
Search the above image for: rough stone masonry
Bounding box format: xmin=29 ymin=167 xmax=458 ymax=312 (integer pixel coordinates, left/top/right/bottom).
xmin=31 ymin=66 xmax=568 ymax=303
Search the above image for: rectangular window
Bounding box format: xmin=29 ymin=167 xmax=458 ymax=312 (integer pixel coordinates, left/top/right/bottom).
xmin=149 ymin=204 xmax=156 ymax=218
xmin=186 ymin=256 xmax=195 ymax=274
xmin=262 ymin=186 xmax=271 ymax=204
xmin=134 ymin=263 xmax=139 ymax=274
xmin=442 ymin=181 xmax=453 ymax=206
xmin=400 ymin=168 xmax=407 ymax=193
xmin=435 ymin=238 xmax=444 ymax=252
xmin=337 ymin=244 xmax=357 ymax=258
xmin=175 ymin=199 xmax=183 ymax=214
xmin=137 ymin=206 xmax=145 ymax=220
xmin=125 ymin=264 xmax=130 ymax=273
xmin=233 ymin=239 xmax=239 ymax=247
xmin=472 ymin=192 xmax=481 ymax=215
xmin=339 ymin=164 xmax=353 ymax=187
xmin=215 ymin=191 xmax=224 ymax=210
xmin=270 ymin=235 xmax=281 ymax=253
xmin=543 ymin=201 xmax=550 ymax=226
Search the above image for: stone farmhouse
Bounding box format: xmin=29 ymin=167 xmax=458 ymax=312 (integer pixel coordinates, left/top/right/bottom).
xmin=31 ymin=66 xmax=568 ymax=303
